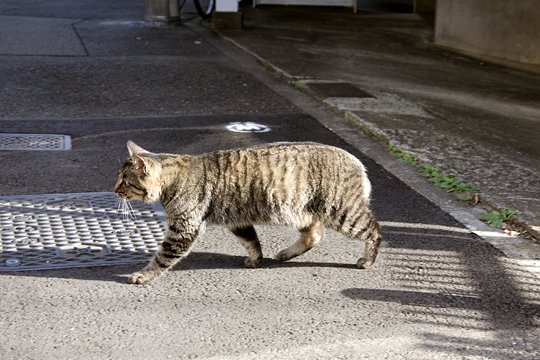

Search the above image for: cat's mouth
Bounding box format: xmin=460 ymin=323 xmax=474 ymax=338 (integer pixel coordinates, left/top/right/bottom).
xmin=115 ymin=191 xmax=130 ymax=200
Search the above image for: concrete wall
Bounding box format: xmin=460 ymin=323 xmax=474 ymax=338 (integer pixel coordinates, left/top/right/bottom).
xmin=435 ymin=0 xmax=540 ymax=66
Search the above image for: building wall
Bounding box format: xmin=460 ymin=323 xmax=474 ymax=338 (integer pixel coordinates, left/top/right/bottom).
xmin=357 ymin=0 xmax=414 ymax=13
xmin=414 ymin=0 xmax=435 ymax=14
xmin=435 ymin=0 xmax=540 ymax=66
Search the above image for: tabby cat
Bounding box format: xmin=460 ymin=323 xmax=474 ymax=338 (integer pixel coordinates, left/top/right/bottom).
xmin=114 ymin=141 xmax=382 ymax=285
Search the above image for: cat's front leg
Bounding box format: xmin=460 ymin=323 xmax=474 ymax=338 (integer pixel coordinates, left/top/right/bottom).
xmin=229 ymin=225 xmax=263 ymax=268
xmin=129 ymin=220 xmax=202 ymax=285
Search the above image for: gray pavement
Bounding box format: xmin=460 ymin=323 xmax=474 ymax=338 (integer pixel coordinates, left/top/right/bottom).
xmin=1 ymin=1 xmax=540 ymax=359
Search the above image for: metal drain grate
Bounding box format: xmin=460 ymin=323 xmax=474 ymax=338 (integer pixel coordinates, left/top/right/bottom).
xmin=0 ymin=192 xmax=166 ymax=271
xmin=0 ymin=133 xmax=71 ymax=151
xmin=306 ymin=82 xmax=373 ymax=98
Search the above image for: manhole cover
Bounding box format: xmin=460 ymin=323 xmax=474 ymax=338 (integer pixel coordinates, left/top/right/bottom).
xmin=226 ymin=122 xmax=271 ymax=133
xmin=307 ymin=82 xmax=373 ymax=98
xmin=0 ymin=133 xmax=71 ymax=151
xmin=0 ymin=192 xmax=166 ymax=271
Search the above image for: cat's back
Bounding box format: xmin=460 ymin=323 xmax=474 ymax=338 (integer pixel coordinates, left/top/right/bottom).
xmin=211 ymin=141 xmax=357 ymax=160
xmin=203 ymin=142 xmax=367 ymax=191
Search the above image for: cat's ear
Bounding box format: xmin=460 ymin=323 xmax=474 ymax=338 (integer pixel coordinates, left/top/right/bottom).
xmin=127 ymin=141 xmax=158 ymax=175
xmin=132 ymin=154 xmax=159 ymax=175
xmin=127 ymin=141 xmax=149 ymax=157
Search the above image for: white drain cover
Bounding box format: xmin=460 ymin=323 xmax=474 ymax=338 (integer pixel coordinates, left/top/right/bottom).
xmin=0 ymin=193 xmax=166 ymax=271
xmin=0 ymin=133 xmax=71 ymax=151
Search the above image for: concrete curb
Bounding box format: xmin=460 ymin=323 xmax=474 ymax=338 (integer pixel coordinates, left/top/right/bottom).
xmin=342 ymin=110 xmax=540 ymax=243
xmin=186 ymin=22 xmax=540 ymax=277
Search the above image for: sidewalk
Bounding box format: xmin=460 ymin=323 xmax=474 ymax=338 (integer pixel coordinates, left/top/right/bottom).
xmin=211 ymin=5 xmax=540 ymax=241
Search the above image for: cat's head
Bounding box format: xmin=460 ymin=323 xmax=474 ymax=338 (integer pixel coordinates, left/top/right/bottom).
xmin=114 ymin=141 xmax=162 ymax=203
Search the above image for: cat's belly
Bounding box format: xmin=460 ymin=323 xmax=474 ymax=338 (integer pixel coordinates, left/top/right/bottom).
xmin=207 ymin=205 xmax=314 ymax=229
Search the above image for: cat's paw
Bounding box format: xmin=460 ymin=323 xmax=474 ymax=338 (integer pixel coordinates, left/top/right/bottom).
xmin=356 ymin=258 xmax=374 ymax=269
xmin=128 ymin=270 xmax=162 ymax=285
xmin=244 ymin=256 xmax=262 ymax=268
xmin=275 ymin=249 xmax=293 ymax=262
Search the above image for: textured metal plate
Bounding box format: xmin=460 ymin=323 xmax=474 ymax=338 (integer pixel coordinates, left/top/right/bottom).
xmin=0 ymin=133 xmax=71 ymax=151
xmin=0 ymin=192 xmax=166 ymax=271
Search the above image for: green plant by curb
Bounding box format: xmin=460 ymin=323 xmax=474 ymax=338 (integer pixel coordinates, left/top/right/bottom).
xmin=384 ymin=144 xmax=526 ymax=231
xmin=387 ymin=144 xmax=419 ymax=165
xmin=386 ymin=144 xmax=477 ymax=201
xmin=419 ymin=163 xmax=477 ymax=194
xmin=479 ymin=209 xmax=521 ymax=228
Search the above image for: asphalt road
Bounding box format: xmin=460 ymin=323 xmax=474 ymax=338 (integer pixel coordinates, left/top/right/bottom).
xmin=1 ymin=1 xmax=539 ymax=359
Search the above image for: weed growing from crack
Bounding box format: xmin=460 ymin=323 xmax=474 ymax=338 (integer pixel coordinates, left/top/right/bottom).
xmin=387 ymin=144 xmax=419 ymax=165
xmin=479 ymin=209 xmax=521 ymax=228
xmin=385 ymin=144 xmax=527 ymax=231
xmin=419 ymin=163 xmax=477 ymax=195
xmin=386 ymin=144 xmax=477 ymax=201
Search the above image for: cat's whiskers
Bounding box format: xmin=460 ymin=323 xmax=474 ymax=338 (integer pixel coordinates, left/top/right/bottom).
xmin=116 ymin=196 xmax=137 ymax=221
xmin=124 ymin=197 xmax=137 ymax=221
xmin=116 ymin=197 xmax=123 ymax=213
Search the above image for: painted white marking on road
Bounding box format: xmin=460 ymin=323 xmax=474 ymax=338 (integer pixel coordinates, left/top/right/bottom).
xmin=226 ymin=122 xmax=271 ymax=133
xmin=380 ymin=221 xmax=472 ymax=234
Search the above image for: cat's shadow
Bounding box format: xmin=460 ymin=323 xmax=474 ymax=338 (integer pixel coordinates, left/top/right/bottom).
xmin=2 ymin=251 xmax=357 ymax=284
xmin=175 ymin=251 xmax=357 ymax=271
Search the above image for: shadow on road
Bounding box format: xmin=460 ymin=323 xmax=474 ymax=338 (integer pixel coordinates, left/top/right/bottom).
xmin=343 ymin=228 xmax=540 ymax=359
xmin=0 ymin=250 xmax=358 ymax=283
xmin=2 ymin=223 xmax=539 ymax=357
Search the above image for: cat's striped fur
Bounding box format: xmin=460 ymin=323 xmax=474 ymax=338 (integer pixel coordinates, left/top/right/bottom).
xmin=114 ymin=141 xmax=382 ymax=285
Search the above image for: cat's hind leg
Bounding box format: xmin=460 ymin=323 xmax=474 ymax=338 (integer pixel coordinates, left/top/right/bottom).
xmin=276 ymin=220 xmax=323 ymax=262
xmin=355 ymin=215 xmax=382 ymax=269
xmin=333 ymin=209 xmax=382 ymax=269
xmin=230 ymin=225 xmax=263 ymax=268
